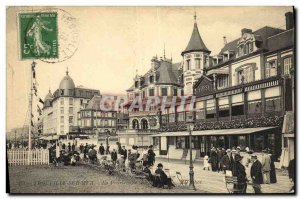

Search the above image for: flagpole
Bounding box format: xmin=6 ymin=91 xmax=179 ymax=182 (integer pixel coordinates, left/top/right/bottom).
xmin=28 ymin=61 xmax=34 ymax=164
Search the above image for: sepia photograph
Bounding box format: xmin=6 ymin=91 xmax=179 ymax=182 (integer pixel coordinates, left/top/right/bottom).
xmin=6 ymin=6 xmax=295 ymax=194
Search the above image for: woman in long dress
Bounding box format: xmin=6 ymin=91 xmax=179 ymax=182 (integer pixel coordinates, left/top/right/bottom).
xmin=210 ymin=147 xmax=219 ymax=172
xmin=269 ymin=154 xmax=277 ymax=183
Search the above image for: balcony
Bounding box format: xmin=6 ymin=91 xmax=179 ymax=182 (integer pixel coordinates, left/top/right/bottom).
xmin=160 ymin=113 xmax=284 ymax=132
xmin=129 ymin=110 xmax=159 ymax=117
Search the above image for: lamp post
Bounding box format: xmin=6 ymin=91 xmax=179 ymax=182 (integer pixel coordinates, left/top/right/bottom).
xmin=186 ymin=116 xmax=196 ymax=190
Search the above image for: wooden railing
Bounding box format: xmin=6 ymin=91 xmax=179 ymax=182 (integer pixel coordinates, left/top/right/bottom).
xmin=7 ymin=149 xmax=49 ymax=166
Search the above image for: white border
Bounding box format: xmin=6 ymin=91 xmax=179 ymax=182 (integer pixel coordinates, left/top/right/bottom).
xmin=2 ymin=1 xmax=299 ymax=199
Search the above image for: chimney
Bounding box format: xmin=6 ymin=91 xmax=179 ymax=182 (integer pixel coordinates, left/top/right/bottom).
xmin=241 ymin=28 xmax=252 ymax=36
xmin=223 ymin=36 xmax=227 ymax=45
xmin=285 ymin=12 xmax=294 ymax=30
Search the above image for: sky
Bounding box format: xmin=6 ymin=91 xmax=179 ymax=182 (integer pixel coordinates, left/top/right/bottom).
xmin=6 ymin=6 xmax=293 ymax=131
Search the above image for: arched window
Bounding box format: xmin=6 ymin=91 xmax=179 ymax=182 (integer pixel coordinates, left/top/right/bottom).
xmin=132 ymin=119 xmax=139 ymax=129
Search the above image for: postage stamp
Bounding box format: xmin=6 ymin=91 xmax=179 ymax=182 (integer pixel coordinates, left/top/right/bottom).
xmin=18 ymin=12 xmax=58 ymax=60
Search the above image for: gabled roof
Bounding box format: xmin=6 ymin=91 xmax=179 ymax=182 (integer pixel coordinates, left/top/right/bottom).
xmin=126 ymin=60 xmax=183 ymax=91
xmin=182 ymin=22 xmax=210 ymax=55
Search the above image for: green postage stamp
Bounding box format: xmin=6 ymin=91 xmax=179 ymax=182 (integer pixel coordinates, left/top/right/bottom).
xmin=18 ymin=12 xmax=58 ymax=60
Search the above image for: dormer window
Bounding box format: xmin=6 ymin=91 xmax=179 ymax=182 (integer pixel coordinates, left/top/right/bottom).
xmin=60 ymin=89 xmax=64 ymax=95
xmin=135 ymin=81 xmax=139 ymax=88
xmin=149 ymin=75 xmax=154 ymax=84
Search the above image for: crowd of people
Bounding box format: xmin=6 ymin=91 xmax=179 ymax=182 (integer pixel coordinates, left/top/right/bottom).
xmin=204 ymin=146 xmax=282 ymax=193
xmin=51 ymin=142 xmax=174 ymax=188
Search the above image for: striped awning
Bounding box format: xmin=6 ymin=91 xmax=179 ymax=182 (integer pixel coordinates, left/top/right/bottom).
xmin=150 ymin=127 xmax=278 ymax=137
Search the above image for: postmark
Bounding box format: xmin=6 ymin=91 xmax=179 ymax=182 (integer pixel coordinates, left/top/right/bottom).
xmin=17 ymin=8 xmax=79 ymax=63
xmin=18 ymin=12 xmax=58 ymax=60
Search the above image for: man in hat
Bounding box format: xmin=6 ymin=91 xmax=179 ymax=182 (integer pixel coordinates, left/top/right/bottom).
xmin=99 ymin=143 xmax=105 ymax=155
xmin=250 ymin=154 xmax=263 ymax=193
xmin=111 ymin=149 xmax=118 ymax=165
xmin=147 ymin=145 xmax=156 ymax=166
xmin=232 ymin=154 xmax=247 ymax=193
xmin=220 ymin=149 xmax=234 ymax=174
xmin=261 ymin=149 xmax=271 ymax=184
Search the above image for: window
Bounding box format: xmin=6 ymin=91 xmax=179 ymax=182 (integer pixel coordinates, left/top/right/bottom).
xmin=161 ymin=88 xmax=168 ymax=96
xmin=237 ymin=66 xmax=254 ymax=84
xmin=69 ymin=98 xmax=73 ymax=105
xmin=69 ymin=89 xmax=74 ymax=96
xmin=135 ymin=81 xmax=138 ymax=88
xmin=217 ymin=75 xmax=229 ymax=89
xmin=195 ymin=58 xmax=201 ymax=70
xmin=265 ymin=60 xmax=278 ymax=78
xmin=60 ymin=107 xmax=64 ymax=114
xmin=69 ymin=107 xmax=73 ymax=114
xmin=231 ymin=103 xmax=244 ymax=116
xmin=206 ymin=99 xmax=216 ymax=118
xmin=186 ymin=59 xmax=190 ymax=70
xmin=149 ymin=75 xmax=154 ymax=83
xmin=173 ymin=88 xmax=177 ymax=96
xmin=283 ymin=57 xmax=292 ymax=75
xmin=60 ymin=89 xmax=64 ymax=95
xmin=248 ymin=100 xmax=262 ymax=114
xmin=80 ymin=99 xmax=83 ymax=106
xmin=60 ymin=98 xmax=64 ymax=105
xmin=69 ymin=116 xmax=73 ymax=124
xmin=169 ymin=113 xmax=175 ymax=122
xmin=177 ymin=112 xmax=185 ymax=122
xmin=265 ymin=97 xmax=281 ymax=113
xmin=149 ymin=88 xmax=154 ymax=96
xmin=60 ymin=116 xmax=64 ymax=123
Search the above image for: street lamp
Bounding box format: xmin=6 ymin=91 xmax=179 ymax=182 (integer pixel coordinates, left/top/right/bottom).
xmin=186 ymin=115 xmax=196 ymax=190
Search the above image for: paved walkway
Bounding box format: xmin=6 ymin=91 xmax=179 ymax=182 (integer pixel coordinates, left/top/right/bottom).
xmin=152 ymin=157 xmax=293 ymax=194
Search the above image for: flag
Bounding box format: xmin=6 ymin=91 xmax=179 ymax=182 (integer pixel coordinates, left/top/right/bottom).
xmin=37 ymin=105 xmax=42 ymax=115
xmin=31 ymin=120 xmax=34 ymax=127
xmin=39 ymin=98 xmax=44 ymax=104
xmin=33 ymin=71 xmax=36 ymax=79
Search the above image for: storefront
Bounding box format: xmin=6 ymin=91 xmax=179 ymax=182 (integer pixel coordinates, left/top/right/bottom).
xmin=152 ymin=126 xmax=282 ymax=160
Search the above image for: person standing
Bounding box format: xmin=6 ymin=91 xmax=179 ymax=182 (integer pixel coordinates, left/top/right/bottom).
xmin=217 ymin=148 xmax=224 ymax=172
xmin=269 ymin=153 xmax=277 ymax=183
xmin=79 ymin=143 xmax=84 ymax=154
xmin=210 ymin=147 xmax=218 ymax=172
xmin=67 ymin=142 xmax=71 ymax=152
xmin=106 ymin=144 xmax=110 ymax=154
xmin=111 ymin=149 xmax=118 ymax=165
xmin=99 ymin=143 xmax=105 ymax=155
xmin=232 ymin=154 xmax=247 ymax=193
xmin=120 ymin=146 xmax=128 ymax=161
xmin=250 ymin=154 xmax=263 ymax=193
xmin=288 ymin=159 xmax=295 ymax=193
xmin=55 ymin=142 xmax=60 ymax=166
xmin=220 ymin=149 xmax=234 ymax=174
xmin=71 ymin=143 xmax=75 ymax=152
xmin=147 ymin=145 xmax=156 ymax=166
xmin=261 ymin=149 xmax=271 ymax=184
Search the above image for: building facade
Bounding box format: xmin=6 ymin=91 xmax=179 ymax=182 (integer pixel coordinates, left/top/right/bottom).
xmin=149 ymin=12 xmax=294 ymax=161
xmin=41 ymin=70 xmax=100 ymax=139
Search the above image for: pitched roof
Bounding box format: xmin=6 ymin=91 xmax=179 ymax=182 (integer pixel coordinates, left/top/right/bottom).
xmin=156 ymin=61 xmax=180 ymax=85
xmin=126 ymin=60 xmax=183 ymax=91
xmin=218 ymin=26 xmax=284 ymax=55
xmin=182 ymin=22 xmax=210 ymax=55
xmin=266 ymin=29 xmax=294 ymax=52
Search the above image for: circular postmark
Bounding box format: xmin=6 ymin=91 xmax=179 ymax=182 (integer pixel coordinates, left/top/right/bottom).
xmin=40 ymin=8 xmax=79 ymax=63
xmin=18 ymin=7 xmax=79 ymax=63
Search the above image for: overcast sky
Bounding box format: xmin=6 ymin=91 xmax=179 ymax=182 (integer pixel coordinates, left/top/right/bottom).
xmin=6 ymin=6 xmax=293 ymax=130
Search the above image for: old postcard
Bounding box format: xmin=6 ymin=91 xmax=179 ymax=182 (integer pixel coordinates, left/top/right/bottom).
xmin=6 ymin=6 xmax=295 ymax=194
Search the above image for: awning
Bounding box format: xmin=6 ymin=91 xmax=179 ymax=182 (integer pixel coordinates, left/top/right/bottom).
xmin=150 ymin=127 xmax=278 ymax=137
